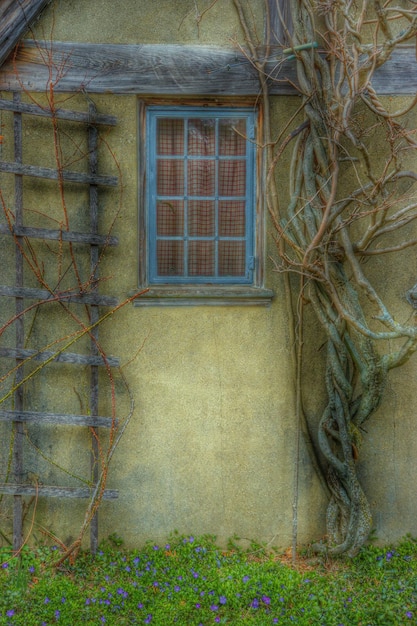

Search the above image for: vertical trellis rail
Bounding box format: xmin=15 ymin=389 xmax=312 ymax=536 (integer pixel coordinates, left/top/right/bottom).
xmin=12 ymin=91 xmax=24 ymax=552
xmin=88 ymin=102 xmax=101 ymax=553
xmin=0 ymin=93 xmax=121 ymax=553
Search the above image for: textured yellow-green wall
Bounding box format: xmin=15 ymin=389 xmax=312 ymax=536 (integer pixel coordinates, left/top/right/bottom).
xmin=1 ymin=0 xmax=416 ymax=549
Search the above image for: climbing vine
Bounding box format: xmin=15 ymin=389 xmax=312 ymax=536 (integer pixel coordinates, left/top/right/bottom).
xmin=233 ymin=0 xmax=417 ymax=555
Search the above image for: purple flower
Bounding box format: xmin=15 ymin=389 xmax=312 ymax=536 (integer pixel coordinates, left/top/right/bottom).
xmin=242 ymin=575 xmax=250 ymax=583
xmin=100 ymin=618 xmax=106 ymax=624
xmin=144 ymin=615 xmax=153 ymax=624
xmin=214 ymin=618 xmax=220 ymax=624
xmin=2 ymin=562 xmax=8 ymax=569
xmin=137 ymin=603 xmax=144 ymax=609
xmin=54 ymin=609 xmax=60 ymax=619
xmin=6 ymin=609 xmax=15 ymax=617
xmin=44 ymin=597 xmax=50 ymax=604
xmin=29 ymin=566 xmax=35 ymax=574
xmin=210 ymin=604 xmax=219 ymax=611
xmin=219 ymin=596 xmax=227 ymax=605
xmin=153 ymin=545 xmax=159 ymax=551
xmin=262 ymin=595 xmax=271 ymax=605
xmin=195 ymin=603 xmax=201 ymax=609
xmin=251 ymin=598 xmax=259 ymax=609
xmin=406 ymin=612 xmax=413 ymax=619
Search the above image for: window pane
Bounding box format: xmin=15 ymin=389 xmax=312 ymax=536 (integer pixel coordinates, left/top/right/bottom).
xmin=219 ymin=201 xmax=246 ymax=237
xmin=219 ymin=241 xmax=246 ymax=276
xmin=219 ymin=118 xmax=247 ymax=156
xmin=188 ymin=119 xmax=215 ymax=155
xmin=157 ymin=119 xmax=184 ymax=155
xmin=219 ymin=160 xmax=246 ymax=196
xmin=188 ymin=160 xmax=215 ymax=196
xmin=157 ymin=240 xmax=184 ymax=276
xmin=157 ymin=200 xmax=184 ymax=236
xmin=188 ymin=241 xmax=215 ymax=276
xmin=157 ymin=159 xmax=184 ymax=195
xmin=188 ymin=201 xmax=215 ymax=236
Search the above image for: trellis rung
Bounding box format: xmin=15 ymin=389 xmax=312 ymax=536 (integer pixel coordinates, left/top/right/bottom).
xmin=0 ymin=285 xmax=119 ymax=306
xmin=0 ymin=97 xmax=117 ymax=125
xmin=0 ymin=223 xmax=118 ymax=246
xmin=0 ymin=409 xmax=118 ymax=428
xmin=0 ymin=161 xmax=118 ymax=187
xmin=0 ymin=484 xmax=118 ymax=500
xmin=0 ymin=347 xmax=120 ymax=367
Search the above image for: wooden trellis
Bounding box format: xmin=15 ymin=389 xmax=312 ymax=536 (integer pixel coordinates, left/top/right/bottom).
xmin=0 ymin=93 xmax=120 ymax=553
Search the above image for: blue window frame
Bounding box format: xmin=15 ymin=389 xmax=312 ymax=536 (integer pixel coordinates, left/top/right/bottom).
xmin=146 ymin=106 xmax=256 ymax=285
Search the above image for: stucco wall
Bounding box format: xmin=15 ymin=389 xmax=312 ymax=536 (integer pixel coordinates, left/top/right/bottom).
xmin=0 ymin=0 xmax=416 ymax=550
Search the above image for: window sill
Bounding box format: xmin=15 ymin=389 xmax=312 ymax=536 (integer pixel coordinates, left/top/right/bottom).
xmin=131 ymin=286 xmax=274 ymax=307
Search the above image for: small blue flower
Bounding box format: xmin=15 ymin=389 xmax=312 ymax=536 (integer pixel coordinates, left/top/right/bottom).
xmin=406 ymin=612 xmax=413 ymax=619
xmin=219 ymin=596 xmax=227 ymax=605
xmin=144 ymin=615 xmax=153 ymax=624
xmin=2 ymin=562 xmax=8 ymax=569
xmin=242 ymin=575 xmax=250 ymax=583
xmin=251 ymin=598 xmax=259 ymax=609
xmin=6 ymin=609 xmax=15 ymax=617
xmin=210 ymin=604 xmax=219 ymax=611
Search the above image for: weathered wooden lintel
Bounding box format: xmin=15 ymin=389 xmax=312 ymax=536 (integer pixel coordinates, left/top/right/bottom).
xmin=0 ymin=41 xmax=416 ymax=96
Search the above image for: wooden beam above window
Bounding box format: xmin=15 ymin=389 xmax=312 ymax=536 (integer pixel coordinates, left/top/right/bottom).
xmin=0 ymin=40 xmax=416 ymax=96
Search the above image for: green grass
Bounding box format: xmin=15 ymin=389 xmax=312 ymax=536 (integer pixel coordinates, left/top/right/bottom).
xmin=0 ymin=533 xmax=416 ymax=624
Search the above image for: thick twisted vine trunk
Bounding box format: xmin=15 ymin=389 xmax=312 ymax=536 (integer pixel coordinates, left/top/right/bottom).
xmin=232 ymin=0 xmax=417 ymax=555
xmin=268 ymin=0 xmax=417 ymax=555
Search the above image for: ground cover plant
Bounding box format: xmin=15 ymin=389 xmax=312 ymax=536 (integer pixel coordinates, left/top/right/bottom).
xmin=0 ymin=534 xmax=416 ymax=625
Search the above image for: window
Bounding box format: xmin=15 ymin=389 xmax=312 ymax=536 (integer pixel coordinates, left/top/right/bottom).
xmin=136 ymin=103 xmax=273 ymax=306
